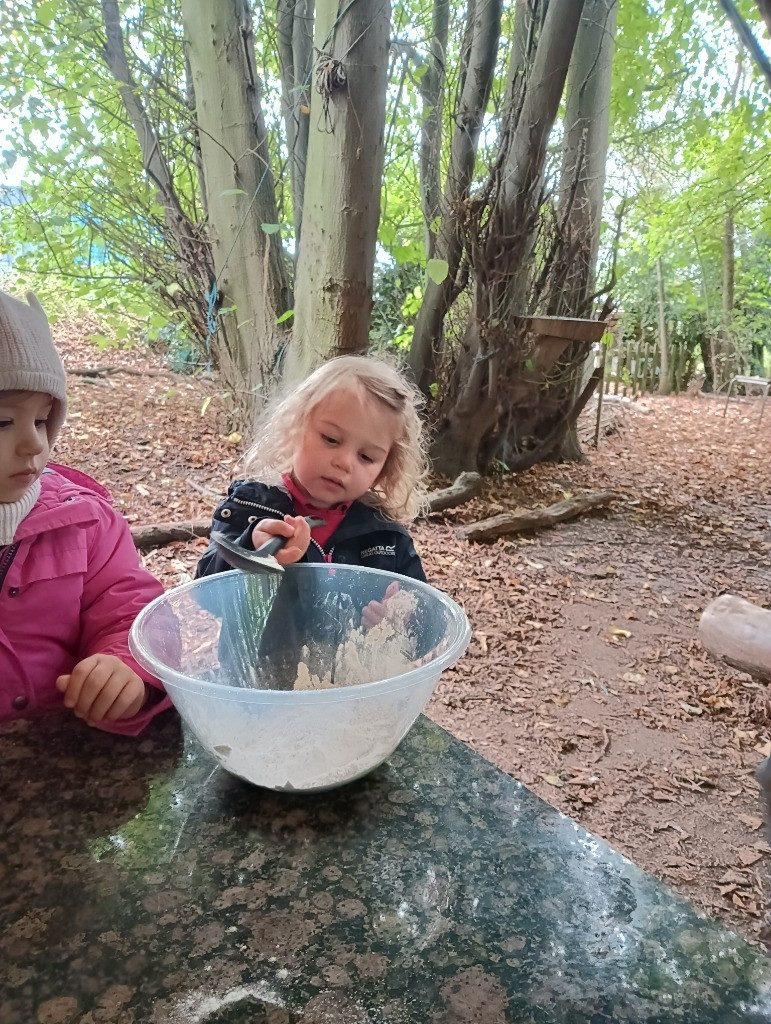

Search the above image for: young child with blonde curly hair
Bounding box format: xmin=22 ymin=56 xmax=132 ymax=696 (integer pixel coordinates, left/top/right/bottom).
xmin=196 ymin=355 xmax=429 ymax=621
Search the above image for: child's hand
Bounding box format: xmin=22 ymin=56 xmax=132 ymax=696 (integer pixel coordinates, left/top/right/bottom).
xmin=362 ymin=581 xmax=400 ymax=630
xmin=56 ymin=654 xmax=148 ymax=726
xmin=251 ymin=515 xmax=311 ymax=565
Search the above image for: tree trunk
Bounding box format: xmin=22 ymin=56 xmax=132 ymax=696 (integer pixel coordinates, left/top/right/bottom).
xmin=699 ymin=334 xmax=715 ymax=392
xmin=656 ymin=256 xmax=671 ymax=395
xmin=420 ymin=0 xmax=450 ymax=261
xmin=552 ymin=0 xmax=617 ymax=459
xmin=717 ymin=208 xmax=738 ymax=383
xmin=409 ymin=0 xmax=502 ymax=394
xmin=182 ymin=0 xmax=291 ymax=423
xmin=723 ymin=211 xmax=735 ymax=322
xmin=431 ymin=0 xmax=586 ymax=476
xmin=555 ymin=0 xmax=616 ymax=317
xmin=287 ymin=0 xmax=391 ymax=379
xmin=276 ymin=0 xmax=315 ymax=245
xmin=101 ymin=0 xmax=213 ymax=343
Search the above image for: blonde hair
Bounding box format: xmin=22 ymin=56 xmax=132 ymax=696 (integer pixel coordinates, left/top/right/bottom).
xmin=243 ymin=355 xmax=430 ymax=523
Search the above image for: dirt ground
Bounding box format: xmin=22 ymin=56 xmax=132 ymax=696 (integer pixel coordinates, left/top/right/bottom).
xmin=51 ymin=320 xmax=771 ymax=947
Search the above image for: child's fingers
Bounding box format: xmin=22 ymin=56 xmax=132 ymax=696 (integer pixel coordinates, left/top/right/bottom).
xmin=275 ymin=516 xmax=311 ymax=564
xmin=71 ymin=663 xmax=117 ymax=721
xmin=362 ymin=600 xmax=387 ymax=630
xmin=58 ymin=655 xmax=101 ymax=710
xmin=85 ymin=675 xmax=131 ymax=724
xmin=103 ymin=682 xmax=147 ymax=721
xmin=251 ymin=518 xmax=294 ymax=549
xmin=91 ymin=675 xmax=145 ymax=723
xmin=361 ymin=583 xmax=400 ymax=628
xmin=277 ymin=545 xmax=304 ymax=564
xmin=258 ymin=517 xmax=296 ymax=538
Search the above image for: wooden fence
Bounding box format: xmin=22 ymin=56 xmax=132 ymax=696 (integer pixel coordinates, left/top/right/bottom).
xmin=601 ymin=337 xmax=695 ymax=397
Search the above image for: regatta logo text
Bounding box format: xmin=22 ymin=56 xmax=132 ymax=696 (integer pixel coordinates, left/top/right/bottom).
xmin=360 ymin=545 xmax=395 ymax=559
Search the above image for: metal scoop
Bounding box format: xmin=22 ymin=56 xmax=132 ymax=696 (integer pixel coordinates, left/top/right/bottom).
xmin=212 ymin=516 xmax=326 ymax=575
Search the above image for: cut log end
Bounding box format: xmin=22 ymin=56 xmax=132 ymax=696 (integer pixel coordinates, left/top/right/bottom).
xmin=699 ymin=594 xmax=771 ymax=683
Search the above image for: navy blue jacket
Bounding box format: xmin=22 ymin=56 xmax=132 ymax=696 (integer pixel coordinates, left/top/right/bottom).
xmin=195 ymin=480 xmax=425 ymax=582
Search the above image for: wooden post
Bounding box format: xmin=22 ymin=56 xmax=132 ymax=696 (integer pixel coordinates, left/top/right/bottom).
xmin=593 ymin=342 xmax=607 ymax=446
xmin=631 ymin=339 xmax=641 ymax=396
xmin=656 ymin=256 xmax=672 ymax=395
xmin=644 ymin=340 xmax=653 ymax=393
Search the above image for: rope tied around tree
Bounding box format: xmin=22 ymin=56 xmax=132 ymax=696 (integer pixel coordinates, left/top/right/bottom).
xmin=314 ymin=48 xmax=348 ymax=132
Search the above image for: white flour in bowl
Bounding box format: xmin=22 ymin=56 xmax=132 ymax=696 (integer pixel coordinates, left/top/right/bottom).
xmin=293 ymin=590 xmax=417 ymax=690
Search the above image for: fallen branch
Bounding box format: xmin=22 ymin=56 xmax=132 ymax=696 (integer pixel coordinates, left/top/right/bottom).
xmin=600 ymin=395 xmax=651 ymax=414
xmin=186 ymin=477 xmax=226 ymax=500
xmin=426 ymin=472 xmax=482 ymax=514
xmin=67 ymin=365 xmax=166 ymax=378
xmin=457 ymin=490 xmax=619 ymax=542
xmin=132 ymin=520 xmax=211 ymax=551
xmin=73 ymin=377 xmax=115 ymax=388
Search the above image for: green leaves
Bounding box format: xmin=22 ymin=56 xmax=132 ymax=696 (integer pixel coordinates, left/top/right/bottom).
xmin=426 ymin=258 xmax=449 ymax=285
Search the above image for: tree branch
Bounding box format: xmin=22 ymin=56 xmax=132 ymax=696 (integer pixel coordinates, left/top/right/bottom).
xmin=457 ymin=489 xmax=619 ymax=542
xmin=717 ymin=0 xmax=771 ymax=89
xmin=757 ymin=0 xmax=771 ymax=38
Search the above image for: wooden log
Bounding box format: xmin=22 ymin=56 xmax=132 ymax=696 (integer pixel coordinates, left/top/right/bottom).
xmin=426 ymin=472 xmax=482 ymax=514
xmin=132 ymin=520 xmax=212 ymax=551
xmin=68 ymin=365 xmax=167 ymax=378
xmin=698 ymin=594 xmax=771 ymax=683
xmin=457 ymin=490 xmax=619 ymax=542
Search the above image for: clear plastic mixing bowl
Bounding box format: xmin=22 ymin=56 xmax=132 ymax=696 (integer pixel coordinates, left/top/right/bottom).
xmin=129 ymin=564 xmax=470 ymax=791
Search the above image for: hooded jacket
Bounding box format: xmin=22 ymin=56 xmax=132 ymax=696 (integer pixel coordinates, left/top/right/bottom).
xmin=0 ymin=465 xmax=171 ymax=734
xmin=195 ymin=479 xmax=426 ymax=582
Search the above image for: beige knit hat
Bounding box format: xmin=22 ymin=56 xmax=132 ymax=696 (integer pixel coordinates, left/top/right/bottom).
xmin=0 ymin=289 xmax=67 ymax=444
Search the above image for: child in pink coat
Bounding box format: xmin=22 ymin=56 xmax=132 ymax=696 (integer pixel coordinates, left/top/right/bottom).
xmin=0 ymin=290 xmax=171 ymax=735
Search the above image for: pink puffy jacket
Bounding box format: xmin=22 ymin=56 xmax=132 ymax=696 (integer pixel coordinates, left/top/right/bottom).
xmin=0 ymin=465 xmax=172 ymax=735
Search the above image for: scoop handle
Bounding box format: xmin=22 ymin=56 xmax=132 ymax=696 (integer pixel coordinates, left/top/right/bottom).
xmin=254 ymin=515 xmax=326 ymax=558
xmin=254 ymin=535 xmax=286 ymax=558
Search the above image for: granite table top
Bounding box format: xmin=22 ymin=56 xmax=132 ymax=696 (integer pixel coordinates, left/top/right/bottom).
xmin=2 ymin=711 xmax=770 ymax=1024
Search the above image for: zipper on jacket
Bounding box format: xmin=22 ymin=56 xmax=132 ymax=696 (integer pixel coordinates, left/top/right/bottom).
xmin=231 ymin=497 xmax=288 ymax=518
xmin=0 ymin=542 xmax=20 ymax=591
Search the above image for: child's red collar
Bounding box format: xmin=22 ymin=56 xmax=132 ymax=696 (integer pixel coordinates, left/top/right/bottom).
xmin=281 ymin=473 xmax=351 ymax=516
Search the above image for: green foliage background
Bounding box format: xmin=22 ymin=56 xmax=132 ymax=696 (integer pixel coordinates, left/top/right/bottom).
xmin=1 ymin=0 xmax=770 ymax=376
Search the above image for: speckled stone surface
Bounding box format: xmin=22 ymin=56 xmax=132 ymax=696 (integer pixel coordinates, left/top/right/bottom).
xmin=2 ymin=712 xmax=770 ymax=1024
